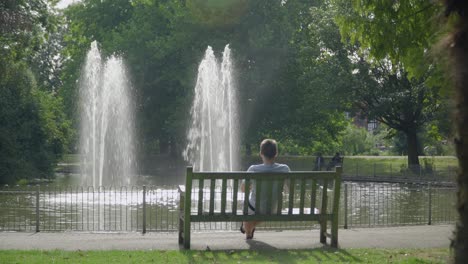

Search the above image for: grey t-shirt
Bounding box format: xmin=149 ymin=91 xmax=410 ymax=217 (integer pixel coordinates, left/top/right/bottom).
xmin=246 ymin=163 xmax=290 ymax=214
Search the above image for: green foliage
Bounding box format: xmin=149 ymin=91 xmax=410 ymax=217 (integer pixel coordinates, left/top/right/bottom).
xmin=0 ymin=1 xmax=72 ymax=184
xmin=330 ymin=0 xmax=448 ymax=166
xmin=61 ymin=0 xmax=353 ymax=158
xmin=0 ymin=60 xmax=71 ymax=184
xmin=0 ymin=63 xmax=46 ymax=183
xmin=333 ymin=0 xmax=443 ymax=80
xmin=16 ymin=179 xmax=29 ymax=186
xmin=341 ymin=124 xmax=378 ymax=156
xmin=187 ymin=0 xmax=248 ymax=27
xmin=35 ymin=89 xmax=74 ymax=159
xmin=239 ymin=1 xmax=353 ymax=152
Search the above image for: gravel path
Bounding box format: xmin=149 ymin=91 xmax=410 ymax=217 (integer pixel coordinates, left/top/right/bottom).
xmin=0 ymin=225 xmax=452 ymax=251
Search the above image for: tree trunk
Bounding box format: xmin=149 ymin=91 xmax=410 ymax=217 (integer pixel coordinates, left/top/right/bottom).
xmin=444 ymin=2 xmax=468 ymax=262
xmin=405 ymin=130 xmax=420 ymax=170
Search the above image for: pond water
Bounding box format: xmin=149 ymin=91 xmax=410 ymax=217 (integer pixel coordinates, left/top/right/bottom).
xmin=0 ymin=178 xmax=455 ymax=232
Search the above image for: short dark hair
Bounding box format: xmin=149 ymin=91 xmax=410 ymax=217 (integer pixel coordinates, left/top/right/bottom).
xmin=260 ymin=139 xmax=278 ymax=159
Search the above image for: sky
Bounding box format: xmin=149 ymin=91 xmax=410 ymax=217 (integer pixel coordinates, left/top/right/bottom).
xmin=57 ymin=0 xmax=80 ymax=9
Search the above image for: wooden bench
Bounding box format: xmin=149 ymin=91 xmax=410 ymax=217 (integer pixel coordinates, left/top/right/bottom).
xmin=178 ymin=166 xmax=342 ymax=249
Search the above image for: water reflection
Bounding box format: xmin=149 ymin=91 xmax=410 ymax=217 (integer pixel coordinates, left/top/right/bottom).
xmin=343 ymin=182 xmax=455 ymax=227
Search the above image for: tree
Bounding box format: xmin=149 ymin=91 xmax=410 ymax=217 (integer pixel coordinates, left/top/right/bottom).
xmin=61 ymin=0 xmax=353 ymax=158
xmin=333 ymin=0 xmax=443 ymax=79
xmin=440 ymin=1 xmax=468 ymax=262
xmin=232 ymin=0 xmax=353 ymax=154
xmin=0 ymin=0 xmax=71 ymax=184
xmin=341 ymin=124 xmax=378 ymax=156
xmin=352 ymin=60 xmax=440 ymax=167
xmin=0 ymin=60 xmax=71 ymax=184
xmin=332 ymin=0 xmax=446 ymax=167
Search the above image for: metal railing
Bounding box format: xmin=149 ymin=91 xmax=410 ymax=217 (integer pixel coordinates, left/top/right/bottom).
xmin=341 ymin=182 xmax=456 ymax=228
xmin=0 ymin=182 xmax=456 ymax=232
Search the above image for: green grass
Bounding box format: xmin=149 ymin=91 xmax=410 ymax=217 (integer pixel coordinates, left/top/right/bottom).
xmin=343 ymin=156 xmax=458 ymax=178
xmin=59 ymin=154 xmax=458 ymax=180
xmin=0 ymin=248 xmax=450 ymax=263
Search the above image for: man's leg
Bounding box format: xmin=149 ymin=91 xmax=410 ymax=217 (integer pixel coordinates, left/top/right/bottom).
xmin=244 ymin=221 xmax=260 ymax=238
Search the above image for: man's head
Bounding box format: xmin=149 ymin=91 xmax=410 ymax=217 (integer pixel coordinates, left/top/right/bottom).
xmin=260 ymin=139 xmax=278 ymax=160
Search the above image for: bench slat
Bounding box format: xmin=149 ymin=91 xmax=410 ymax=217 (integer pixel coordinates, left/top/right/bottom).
xmin=243 ymin=179 xmax=250 ymax=215
xmin=232 ymin=179 xmax=238 ymax=215
xmin=191 ymin=213 xmax=333 ymax=222
xmin=191 ymin=172 xmax=337 ymax=180
xmin=255 ymin=180 xmax=261 ymax=214
xmin=321 ymin=179 xmax=329 ymax=214
xmin=310 ymin=179 xmax=317 ymax=214
xmin=276 ymin=183 xmax=283 ymax=215
xmin=209 ymin=179 xmax=215 ymax=215
xmin=299 ymin=177 xmax=306 ymax=215
xmin=221 ymin=178 xmax=227 ymax=214
xmin=266 ymin=180 xmax=273 ymax=215
xmin=197 ymin=179 xmax=203 ymax=215
xmin=288 ymin=179 xmax=295 ymax=215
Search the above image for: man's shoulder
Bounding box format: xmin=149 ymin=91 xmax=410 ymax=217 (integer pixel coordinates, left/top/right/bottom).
xmin=247 ymin=164 xmax=264 ymax=171
xmin=274 ymin=163 xmax=291 ymax=172
xmin=247 ymin=163 xmax=290 ymax=172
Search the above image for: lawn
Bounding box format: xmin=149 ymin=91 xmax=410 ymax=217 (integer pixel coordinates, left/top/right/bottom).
xmin=0 ymin=248 xmax=450 ymax=264
xmin=58 ymin=154 xmax=459 ymax=181
xmin=270 ymin=155 xmax=458 ymax=180
xmin=342 ymin=156 xmax=458 ymax=179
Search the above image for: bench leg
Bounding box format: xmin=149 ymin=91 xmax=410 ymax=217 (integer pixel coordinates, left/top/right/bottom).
xmin=178 ymin=193 xmax=185 ymax=245
xmin=331 ymin=218 xmax=338 ymax=248
xmin=183 ymin=222 xmax=190 ymax=249
xmin=183 ymin=216 xmax=191 ymax=249
xmin=320 ymin=219 xmax=327 ymax=244
xmin=178 ymin=216 xmax=184 ymax=245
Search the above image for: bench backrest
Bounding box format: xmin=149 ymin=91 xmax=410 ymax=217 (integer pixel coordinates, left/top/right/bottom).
xmin=182 ymin=166 xmax=342 ymax=222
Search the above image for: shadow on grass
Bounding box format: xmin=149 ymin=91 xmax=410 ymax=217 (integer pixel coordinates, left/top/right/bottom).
xmin=185 ymin=241 xmax=361 ymax=263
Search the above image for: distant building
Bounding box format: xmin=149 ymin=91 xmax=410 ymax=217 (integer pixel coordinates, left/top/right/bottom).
xmin=346 ymin=111 xmax=379 ymax=133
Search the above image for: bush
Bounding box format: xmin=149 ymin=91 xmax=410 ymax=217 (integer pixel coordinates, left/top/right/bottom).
xmin=0 ymin=62 xmax=72 ymax=184
xmin=341 ymin=125 xmax=379 ymax=155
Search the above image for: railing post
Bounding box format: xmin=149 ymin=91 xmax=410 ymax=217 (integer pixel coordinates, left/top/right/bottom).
xmin=344 ymin=184 xmax=348 ymax=229
xmin=428 ymin=183 xmax=432 ymax=225
xmin=184 ymin=167 xmax=193 ymax=249
xmin=178 ymin=186 xmax=185 ymax=244
xmin=35 ymin=185 xmax=40 ymax=232
xmin=373 ymin=163 xmax=376 ymax=177
xmin=142 ymin=185 xmax=146 ymax=234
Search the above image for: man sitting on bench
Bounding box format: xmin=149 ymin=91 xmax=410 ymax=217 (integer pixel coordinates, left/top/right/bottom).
xmin=240 ymin=139 xmax=290 ymax=239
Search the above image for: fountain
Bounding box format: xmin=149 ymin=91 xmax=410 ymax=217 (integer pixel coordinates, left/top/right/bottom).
xmin=79 ymin=41 xmax=136 ymax=187
xmin=183 ymin=45 xmax=239 ymax=171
